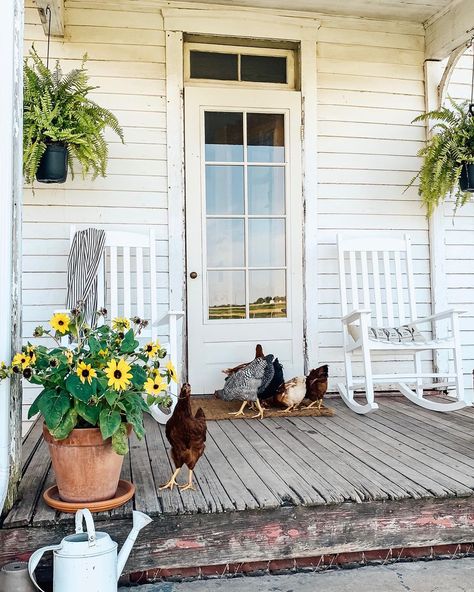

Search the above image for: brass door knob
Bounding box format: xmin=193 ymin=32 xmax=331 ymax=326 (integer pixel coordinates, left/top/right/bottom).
xmin=189 ymin=271 xmax=198 ymax=279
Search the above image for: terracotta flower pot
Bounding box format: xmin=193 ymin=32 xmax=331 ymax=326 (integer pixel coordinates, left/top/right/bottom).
xmin=43 ymin=424 xmax=126 ymax=503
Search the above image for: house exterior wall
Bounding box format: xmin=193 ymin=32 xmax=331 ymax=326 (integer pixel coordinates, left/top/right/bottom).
xmin=442 ymin=47 xmax=474 ymax=399
xmin=22 ymin=0 xmax=434 ymax=431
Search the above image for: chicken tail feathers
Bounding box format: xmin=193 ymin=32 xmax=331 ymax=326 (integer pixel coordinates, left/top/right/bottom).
xmin=195 ymin=407 xmax=206 ymax=420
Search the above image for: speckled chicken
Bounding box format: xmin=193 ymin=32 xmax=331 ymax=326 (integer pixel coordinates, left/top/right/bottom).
xmin=305 ymin=365 xmax=329 ymax=410
xmin=274 ymin=376 xmax=307 ymax=412
xmin=215 ymin=353 xmax=274 ymax=419
xmin=160 ymin=383 xmax=206 ymax=492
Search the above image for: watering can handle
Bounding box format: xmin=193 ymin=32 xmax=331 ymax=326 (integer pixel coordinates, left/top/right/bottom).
xmin=28 ymin=544 xmax=62 ymax=592
xmin=75 ymin=508 xmax=96 ymax=546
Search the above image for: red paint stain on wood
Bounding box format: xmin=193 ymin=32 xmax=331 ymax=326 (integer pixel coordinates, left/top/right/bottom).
xmin=175 ymin=539 xmax=205 ymax=550
xmin=288 ymin=529 xmax=300 ymax=538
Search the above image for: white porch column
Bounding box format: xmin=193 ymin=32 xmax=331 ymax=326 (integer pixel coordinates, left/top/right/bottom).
xmin=0 ymin=0 xmax=24 ymax=512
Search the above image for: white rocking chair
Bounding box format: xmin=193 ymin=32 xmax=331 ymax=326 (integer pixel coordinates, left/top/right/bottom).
xmin=337 ymin=234 xmax=470 ymax=414
xmin=68 ymin=226 xmax=184 ymax=424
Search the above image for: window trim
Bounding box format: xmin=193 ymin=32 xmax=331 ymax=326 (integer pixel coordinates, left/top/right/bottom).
xmin=184 ymin=42 xmax=296 ymax=90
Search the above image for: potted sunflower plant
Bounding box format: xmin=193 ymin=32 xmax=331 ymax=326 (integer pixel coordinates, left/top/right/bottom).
xmin=0 ymin=309 xmax=177 ymax=506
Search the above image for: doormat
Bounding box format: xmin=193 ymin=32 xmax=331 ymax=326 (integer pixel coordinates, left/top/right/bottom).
xmin=188 ymin=397 xmax=335 ymax=421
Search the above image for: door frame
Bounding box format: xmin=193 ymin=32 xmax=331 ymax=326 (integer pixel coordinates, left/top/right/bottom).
xmin=163 ymin=8 xmax=320 ymax=381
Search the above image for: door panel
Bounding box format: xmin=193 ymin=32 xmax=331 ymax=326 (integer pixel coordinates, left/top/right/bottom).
xmin=185 ymin=87 xmax=303 ymax=393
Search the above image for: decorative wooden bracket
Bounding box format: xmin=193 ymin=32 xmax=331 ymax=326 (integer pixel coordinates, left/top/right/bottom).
xmin=35 ymin=0 xmax=64 ymax=37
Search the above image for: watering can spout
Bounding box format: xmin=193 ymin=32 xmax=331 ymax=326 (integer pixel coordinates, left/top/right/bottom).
xmin=116 ymin=511 xmax=152 ymax=579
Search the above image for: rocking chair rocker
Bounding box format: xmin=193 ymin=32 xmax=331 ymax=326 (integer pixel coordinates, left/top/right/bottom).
xmin=337 ymin=234 xmax=470 ymax=414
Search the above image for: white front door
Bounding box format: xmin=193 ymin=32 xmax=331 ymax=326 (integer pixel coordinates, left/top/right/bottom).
xmin=185 ymin=87 xmax=304 ymax=393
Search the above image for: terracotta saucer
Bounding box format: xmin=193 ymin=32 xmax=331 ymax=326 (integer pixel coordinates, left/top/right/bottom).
xmin=43 ymin=479 xmax=135 ymax=513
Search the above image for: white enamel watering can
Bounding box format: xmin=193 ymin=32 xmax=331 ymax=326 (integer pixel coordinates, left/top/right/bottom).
xmin=28 ymin=508 xmax=152 ymax=592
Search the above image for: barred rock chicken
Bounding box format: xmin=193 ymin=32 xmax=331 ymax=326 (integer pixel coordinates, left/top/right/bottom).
xmin=274 ymin=376 xmax=307 ymax=412
xmin=305 ymin=364 xmax=329 ymax=410
xmin=215 ymin=353 xmax=274 ymax=419
xmin=160 ymin=383 xmax=206 ymax=492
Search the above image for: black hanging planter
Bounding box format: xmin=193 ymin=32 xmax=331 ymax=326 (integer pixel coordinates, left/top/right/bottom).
xmin=36 ymin=142 xmax=68 ymax=184
xmin=459 ymin=162 xmax=474 ymax=193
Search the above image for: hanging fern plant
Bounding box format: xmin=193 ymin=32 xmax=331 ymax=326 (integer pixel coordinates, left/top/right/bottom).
xmin=23 ymin=47 xmax=124 ymax=184
xmin=410 ymin=98 xmax=474 ymax=215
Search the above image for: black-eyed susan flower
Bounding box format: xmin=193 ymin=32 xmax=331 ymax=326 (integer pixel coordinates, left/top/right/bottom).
xmin=112 ymin=317 xmax=130 ymax=331
xmin=144 ymin=374 xmax=166 ymax=396
xmin=105 ymin=359 xmax=132 ymax=391
xmin=166 ymin=360 xmax=178 ymax=383
xmin=76 ymin=362 xmax=97 ymax=385
xmin=64 ymin=349 xmax=74 ymax=365
xmin=144 ymin=341 xmax=160 ymax=359
xmin=50 ymin=313 xmax=70 ymax=334
xmin=12 ymin=352 xmax=33 ymax=369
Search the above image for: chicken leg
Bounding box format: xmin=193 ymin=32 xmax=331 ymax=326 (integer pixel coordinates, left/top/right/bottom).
xmin=228 ymin=400 xmax=248 ymax=417
xmin=179 ymin=468 xmax=196 ymax=491
xmin=160 ymin=467 xmax=181 ymax=490
xmin=305 ymin=399 xmax=323 ymax=410
xmin=251 ymin=399 xmax=265 ymax=419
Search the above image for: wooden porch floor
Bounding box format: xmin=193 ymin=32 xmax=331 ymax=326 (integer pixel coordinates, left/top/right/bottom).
xmin=1 ymin=396 xmax=474 ymax=573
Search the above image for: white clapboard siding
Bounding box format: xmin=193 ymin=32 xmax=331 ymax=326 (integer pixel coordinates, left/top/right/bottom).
xmin=21 ymin=0 xmax=168 ymax=432
xmin=316 ymin=14 xmax=430 ymax=389
xmin=441 ymin=45 xmax=474 ymax=400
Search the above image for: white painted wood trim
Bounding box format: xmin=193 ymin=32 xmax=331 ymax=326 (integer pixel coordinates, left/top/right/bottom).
xmin=301 ymin=39 xmax=319 ymax=373
xmin=162 ymin=8 xmax=320 ymax=41
xmin=35 ymin=0 xmax=64 ymax=37
xmin=425 ymin=59 xmax=450 ymax=375
xmin=165 ymin=30 xmax=186 ymax=381
xmin=425 ymin=0 xmax=474 ymax=61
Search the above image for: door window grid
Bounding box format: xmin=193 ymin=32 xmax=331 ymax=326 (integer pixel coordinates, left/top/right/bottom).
xmin=203 ymin=109 xmax=288 ymax=321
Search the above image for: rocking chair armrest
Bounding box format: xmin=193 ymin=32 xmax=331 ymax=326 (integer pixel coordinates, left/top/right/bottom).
xmin=341 ymin=309 xmax=371 ymax=325
xmin=409 ymin=309 xmax=466 ymax=325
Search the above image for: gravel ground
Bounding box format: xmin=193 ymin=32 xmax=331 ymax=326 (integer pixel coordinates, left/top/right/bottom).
xmin=119 ymin=557 xmax=474 ymax=591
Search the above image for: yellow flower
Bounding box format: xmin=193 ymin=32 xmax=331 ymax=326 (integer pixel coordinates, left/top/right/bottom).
xmin=144 ymin=341 xmax=160 ymax=359
xmin=12 ymin=352 xmax=33 ymax=369
xmin=50 ymin=313 xmax=70 ymax=334
xmin=76 ymin=362 xmax=97 ymax=385
xmin=112 ymin=317 xmax=130 ymax=331
xmin=166 ymin=361 xmax=178 ymax=383
xmin=98 ymin=348 xmax=109 ymax=357
xmin=105 ymin=359 xmax=132 ymax=391
xmin=64 ymin=349 xmax=74 ymax=364
xmin=144 ymin=375 xmax=166 ymax=396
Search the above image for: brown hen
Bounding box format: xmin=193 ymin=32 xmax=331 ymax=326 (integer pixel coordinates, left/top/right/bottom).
xmin=305 ymin=364 xmax=329 ymax=409
xmin=160 ymin=383 xmax=206 ymax=492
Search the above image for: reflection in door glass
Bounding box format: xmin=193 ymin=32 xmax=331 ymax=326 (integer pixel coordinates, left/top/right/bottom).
xmin=206 ymin=165 xmax=244 ymax=215
xmin=207 ymin=218 xmax=245 ymax=267
xmin=208 ymin=270 xmax=246 ymax=319
xmin=247 ymin=113 xmax=284 ymax=162
xmin=248 ymin=219 xmax=286 ymax=267
xmin=205 ymin=112 xmax=243 ymax=161
xmin=248 ymin=166 xmax=285 ymax=215
xmin=249 ymin=270 xmax=286 ymax=318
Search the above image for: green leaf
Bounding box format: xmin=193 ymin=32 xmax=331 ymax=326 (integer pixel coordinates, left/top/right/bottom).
xmin=111 ymin=423 xmax=129 ymax=455
xmin=130 ymin=365 xmax=147 ymax=388
xmin=28 ymin=389 xmax=45 ymax=418
xmin=88 ymin=336 xmax=101 ymax=354
xmin=99 ymin=408 xmax=122 ymax=440
xmin=97 ymin=376 xmax=109 ymax=393
xmin=29 ymin=374 xmax=43 ymax=385
xmin=75 ymin=400 xmax=100 ymax=426
xmin=105 ymin=390 xmax=118 ymax=406
xmin=49 ymin=408 xmax=78 ymax=440
xmin=38 ymin=390 xmax=71 ymax=430
xmin=120 ymin=329 xmax=139 ymax=354
xmin=65 ymin=373 xmax=93 ymax=402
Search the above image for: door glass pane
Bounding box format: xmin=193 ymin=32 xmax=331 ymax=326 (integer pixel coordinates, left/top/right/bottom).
xmin=249 ymin=270 xmax=286 ymax=318
xmin=248 ymin=166 xmax=285 ymax=215
xmin=248 ymin=219 xmax=285 ymax=267
xmin=190 ymin=51 xmax=238 ymax=81
xmin=205 ymin=112 xmax=243 ymax=162
xmin=247 ymin=113 xmax=284 ymax=163
xmin=241 ymin=55 xmax=287 ymax=84
xmin=208 ymin=271 xmax=246 ymax=319
xmin=206 ymin=165 xmax=244 ymax=215
xmin=207 ymin=219 xmax=244 ymax=267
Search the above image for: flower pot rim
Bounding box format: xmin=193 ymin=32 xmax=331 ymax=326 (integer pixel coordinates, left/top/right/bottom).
xmin=42 ymin=422 xmax=132 ymax=445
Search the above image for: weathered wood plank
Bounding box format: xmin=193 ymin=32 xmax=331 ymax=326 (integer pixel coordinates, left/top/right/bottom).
xmin=3 ymin=440 xmax=50 ymax=527
xmin=207 ymin=421 xmax=280 ymax=510
xmin=31 ymin=466 xmax=59 ymax=527
xmin=2 ymin=497 xmax=474 ymax=572
xmin=21 ymin=419 xmax=43 ymax=473
xmin=128 ymin=430 xmax=160 ymax=516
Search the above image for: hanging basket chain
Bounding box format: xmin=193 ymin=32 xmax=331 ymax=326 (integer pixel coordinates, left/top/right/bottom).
xmin=46 ymin=5 xmax=52 ymax=70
